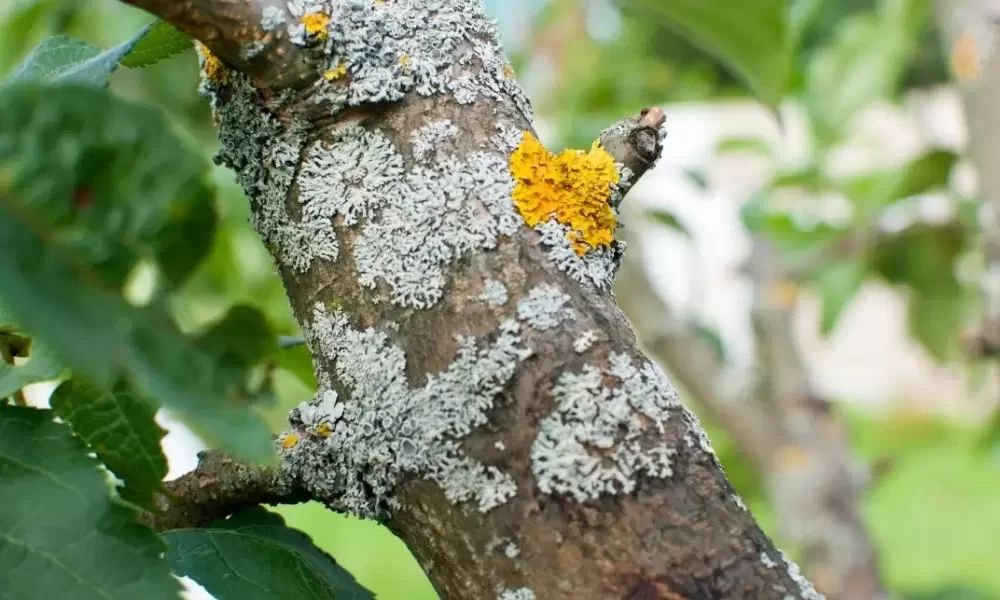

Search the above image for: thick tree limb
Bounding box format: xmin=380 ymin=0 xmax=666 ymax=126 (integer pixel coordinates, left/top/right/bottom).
xmin=616 ymin=211 xmax=883 ymax=599
xmin=130 ymin=1 xmax=829 ymax=597
xmin=142 ymin=450 xmax=308 ymax=531
xmin=119 ymin=0 xmax=315 ymax=89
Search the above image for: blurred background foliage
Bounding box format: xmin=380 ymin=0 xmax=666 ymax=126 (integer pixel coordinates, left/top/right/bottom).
xmin=2 ymin=0 xmax=998 ymax=598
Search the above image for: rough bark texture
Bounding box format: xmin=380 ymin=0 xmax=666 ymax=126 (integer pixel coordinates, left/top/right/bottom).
xmin=142 ymin=450 xmax=307 ymax=531
xmin=129 ymin=1 xmax=827 ymax=598
xmin=615 ymin=212 xmax=883 ymax=600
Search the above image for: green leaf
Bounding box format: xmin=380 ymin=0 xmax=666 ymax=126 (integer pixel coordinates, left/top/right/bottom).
xmin=0 ymin=338 xmax=66 ymax=399
xmin=840 ymin=149 xmax=959 ymax=224
xmin=691 ymin=321 xmax=728 ymax=365
xmin=0 ymin=405 xmax=180 ymax=600
xmin=120 ymin=20 xmax=192 ymax=68
xmin=805 ymin=0 xmax=926 ymax=143
xmin=715 ymin=136 xmax=774 ymax=157
xmin=810 ymin=259 xmax=866 ymax=335
xmin=630 ymin=0 xmax=792 ymax=107
xmin=0 ymin=197 xmax=273 ymax=461
xmin=0 ymin=83 xmax=217 ymax=289
xmin=275 ymin=343 xmax=318 ymax=390
xmin=7 ymin=22 xmax=154 ymax=86
xmin=0 ymin=300 xmax=32 ymax=358
xmin=165 ymin=507 xmax=375 ymax=600
xmin=646 ymin=209 xmax=691 ymax=237
xmin=891 ymin=149 xmax=959 ymax=201
xmin=196 ymin=305 xmax=280 ymax=404
xmin=50 ymin=379 xmax=168 ymax=508
xmin=908 ymin=283 xmax=963 ymax=362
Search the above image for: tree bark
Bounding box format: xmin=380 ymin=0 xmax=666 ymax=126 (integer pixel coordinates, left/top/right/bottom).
xmin=127 ymin=1 xmax=827 ymax=597
xmin=614 ymin=206 xmax=882 ymax=599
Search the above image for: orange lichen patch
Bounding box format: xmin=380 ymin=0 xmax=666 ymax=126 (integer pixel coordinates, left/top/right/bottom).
xmin=195 ymin=42 xmax=229 ymax=85
xmin=771 ymin=279 xmax=800 ymax=308
xmin=279 ymin=432 xmax=301 ymax=449
xmin=315 ymin=422 xmax=334 ymax=438
xmin=323 ymin=63 xmax=348 ymax=81
xmin=510 ymin=131 xmax=620 ymax=255
xmin=301 ymin=11 xmax=331 ymax=40
xmin=951 ymin=30 xmax=983 ymax=82
xmin=776 ymin=445 xmax=809 ymax=471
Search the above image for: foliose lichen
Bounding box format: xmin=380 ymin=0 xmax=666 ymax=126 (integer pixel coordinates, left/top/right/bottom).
xmin=531 ymin=352 xmax=680 ymax=501
xmin=573 ymin=330 xmax=599 ymax=353
xmin=411 ymin=120 xmax=460 ymax=162
xmin=510 ymin=131 xmax=620 ymax=255
xmin=516 ymin=284 xmax=576 ymax=330
xmin=779 ymin=551 xmax=826 ymax=600
xmin=280 ymin=0 xmax=532 ymax=120
xmin=499 ymin=588 xmax=536 ymax=600
xmin=480 ymin=279 xmax=509 ymax=307
xmin=280 ymin=304 xmax=532 ymax=517
xmin=536 ymin=219 xmax=623 ymax=289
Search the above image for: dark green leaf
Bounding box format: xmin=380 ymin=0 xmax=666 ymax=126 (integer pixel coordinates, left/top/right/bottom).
xmin=0 ymin=405 xmax=180 ymax=600
xmin=275 ymin=343 xmax=318 ymax=390
xmin=165 ymin=507 xmax=375 ymax=600
xmin=892 ymin=149 xmax=959 ymax=202
xmin=810 ymin=259 xmax=866 ymax=335
xmin=840 ymin=150 xmax=959 ymax=223
xmin=0 ymin=197 xmax=273 ymax=460
xmin=0 ymin=300 xmax=32 ymax=358
xmin=196 ymin=305 xmax=280 ymax=404
xmin=630 ymin=0 xmax=792 ymax=107
xmin=50 ymin=379 xmax=168 ymax=508
xmin=0 ymin=338 xmax=66 ymax=398
xmin=0 ymin=83 xmax=217 ymax=289
xmin=7 ymin=23 xmax=154 ymax=86
xmin=646 ymin=209 xmax=691 ymax=237
xmin=120 ymin=20 xmax=192 ymax=68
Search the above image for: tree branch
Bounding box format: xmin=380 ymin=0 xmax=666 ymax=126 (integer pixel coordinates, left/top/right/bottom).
xmin=142 ymin=450 xmax=308 ymax=531
xmin=140 ymin=1 xmax=830 ymax=597
xmin=119 ymin=0 xmax=315 ymax=89
xmin=616 ymin=208 xmax=884 ymax=599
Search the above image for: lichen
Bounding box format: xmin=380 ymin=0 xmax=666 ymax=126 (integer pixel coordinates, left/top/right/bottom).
xmin=779 ymin=550 xmax=826 ymax=600
xmin=323 ymin=62 xmax=348 ymax=81
xmin=279 ymin=304 xmax=532 ymax=517
xmin=281 ymin=0 xmax=532 ymax=121
xmin=532 ymin=352 xmax=680 ymax=501
xmin=510 ymin=131 xmax=620 ymax=255
xmin=516 ymin=284 xmax=576 ymax=330
xmin=195 ymin=42 xmax=229 ymax=85
xmin=499 ymin=588 xmax=535 ymax=600
xmin=573 ymin=330 xmax=599 ymax=353
xmin=536 ymin=219 xmax=623 ymax=289
xmin=480 ymin=279 xmax=509 ymax=307
xmin=504 ymin=542 xmax=520 ymax=558
xmin=260 ymin=6 xmax=288 ymax=31
xmin=411 ymin=120 xmax=460 ymax=162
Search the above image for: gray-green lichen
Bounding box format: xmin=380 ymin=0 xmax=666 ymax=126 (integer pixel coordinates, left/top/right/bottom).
xmin=531 ymin=352 xmax=680 ymax=501
xmin=573 ymin=330 xmax=599 ymax=353
xmin=280 ymin=304 xmax=531 ymax=517
xmin=516 ymin=284 xmax=576 ymax=330
xmin=499 ymin=588 xmax=535 ymax=600
xmin=412 ymin=120 xmax=460 ymax=162
xmin=281 ymin=0 xmax=532 ymax=121
xmin=780 ymin=551 xmax=826 ymax=600
xmin=480 ymin=279 xmax=509 ymax=307
xmin=536 ymin=219 xmax=623 ymax=289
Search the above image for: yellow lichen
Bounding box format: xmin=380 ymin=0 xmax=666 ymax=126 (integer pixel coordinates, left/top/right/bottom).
xmin=301 ymin=11 xmax=331 ymax=40
xmin=195 ymin=42 xmax=229 ymax=85
xmin=315 ymin=422 xmax=334 ymax=437
xmin=399 ymin=54 xmax=412 ymax=73
xmin=279 ymin=432 xmax=300 ymax=449
xmin=324 ymin=63 xmax=348 ymax=81
xmin=502 ymin=65 xmax=515 ymax=79
xmin=510 ymin=131 xmax=620 ymax=255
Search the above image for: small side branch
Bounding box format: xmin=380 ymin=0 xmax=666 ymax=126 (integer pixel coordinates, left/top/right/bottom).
xmin=120 ymin=0 xmax=316 ymax=89
xmin=143 ymin=450 xmax=309 ymax=531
